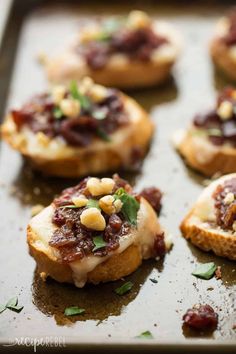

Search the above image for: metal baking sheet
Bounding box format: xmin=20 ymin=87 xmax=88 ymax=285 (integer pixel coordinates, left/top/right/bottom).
xmin=0 ymin=1 xmax=235 ymax=352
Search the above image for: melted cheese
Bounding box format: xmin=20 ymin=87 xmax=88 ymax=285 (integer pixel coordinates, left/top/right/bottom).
xmin=29 ymin=198 xmax=165 ymax=287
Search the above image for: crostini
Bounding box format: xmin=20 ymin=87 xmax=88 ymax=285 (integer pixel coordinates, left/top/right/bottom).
xmin=27 ymin=175 xmax=170 ymax=287
xmin=173 ymin=87 xmax=236 ymax=177
xmin=210 ymin=8 xmax=236 ymax=81
xmin=181 ymin=173 xmax=236 ymax=260
xmin=1 ymin=78 xmax=153 ymax=177
xmin=46 ymin=10 xmax=181 ymax=88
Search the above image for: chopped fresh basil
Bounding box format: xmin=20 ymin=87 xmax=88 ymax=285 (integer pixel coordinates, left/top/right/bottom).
xmin=115 ymin=281 xmax=133 ymax=295
xmin=192 ymin=262 xmax=217 ymax=280
xmin=92 ymin=110 xmax=107 ymax=120
xmin=207 ymin=128 xmax=222 ymax=137
xmin=53 ymin=106 xmax=63 ymax=119
xmin=6 ymin=297 xmax=18 ymax=308
xmin=70 ymin=80 xmax=91 ymax=110
xmin=96 ymin=128 xmax=111 ymax=142
xmin=136 ymin=331 xmax=153 ymax=339
xmin=0 ymin=304 xmax=6 ymax=314
xmin=114 ymin=188 xmax=140 ymax=226
xmin=64 ymin=307 xmax=85 ymax=316
xmin=5 ymin=297 xmax=23 ymax=313
xmin=150 ymin=278 xmax=158 ymax=284
xmin=103 ymin=18 xmax=121 ymax=33
xmin=60 ymin=205 xmax=79 ymax=209
xmin=92 ymin=235 xmax=107 ymax=252
xmin=87 ymin=199 xmax=100 ymax=209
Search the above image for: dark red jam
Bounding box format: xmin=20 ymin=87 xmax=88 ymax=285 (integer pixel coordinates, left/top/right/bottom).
xmin=11 ymin=89 xmax=128 ymax=147
xmin=221 ymin=8 xmax=236 ymax=46
xmin=213 ymin=178 xmax=236 ymax=230
xmin=139 ymin=187 xmax=162 ymax=214
xmin=49 ymin=175 xmax=164 ymax=263
xmin=78 ymin=26 xmax=168 ymax=70
xmin=183 ymin=304 xmax=218 ymax=331
xmin=193 ymin=87 xmax=236 ymax=147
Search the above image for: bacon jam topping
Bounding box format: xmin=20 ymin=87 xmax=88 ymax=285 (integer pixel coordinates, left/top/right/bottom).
xmin=213 ymin=177 xmax=236 ymax=231
xmin=49 ymin=174 xmax=164 ymax=263
xmin=11 ymin=78 xmax=128 ymax=147
xmin=77 ymin=11 xmax=168 ymax=70
xmin=193 ymin=87 xmax=236 ymax=147
xmin=221 ymin=8 xmax=236 ymax=46
xmin=183 ymin=304 xmax=218 ymax=332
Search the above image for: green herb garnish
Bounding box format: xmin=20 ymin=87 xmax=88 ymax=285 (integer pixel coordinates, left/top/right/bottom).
xmin=136 ymin=331 xmax=154 ymax=339
xmin=207 ymin=128 xmax=222 ymax=137
xmin=92 ymin=110 xmax=107 ymax=120
xmin=70 ymin=80 xmax=91 ymax=110
xmin=64 ymin=307 xmax=85 ymax=316
xmin=114 ymin=188 xmax=140 ymax=226
xmin=59 ymin=205 xmax=79 ymax=209
xmin=96 ymin=128 xmax=111 ymax=142
xmin=192 ymin=262 xmax=217 ymax=280
xmin=92 ymin=235 xmax=107 ymax=252
xmin=0 ymin=297 xmax=24 ymax=314
xmin=87 ymin=199 xmax=101 ymax=209
xmin=115 ymin=281 xmax=133 ymax=295
xmin=53 ymin=106 xmax=63 ymax=119
xmin=150 ymin=278 xmax=158 ymax=284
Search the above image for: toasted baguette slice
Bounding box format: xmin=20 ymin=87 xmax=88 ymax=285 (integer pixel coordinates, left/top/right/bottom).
xmin=173 ymin=129 xmax=236 ymax=177
xmin=210 ymin=17 xmax=236 ymax=81
xmin=1 ymin=94 xmax=153 ymax=178
xmin=46 ymin=21 xmax=181 ymax=89
xmin=181 ymin=174 xmax=236 ymax=260
xmin=27 ymin=197 xmax=170 ymax=287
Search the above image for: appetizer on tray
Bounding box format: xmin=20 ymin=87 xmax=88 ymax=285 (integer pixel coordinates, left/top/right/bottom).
xmin=27 ymin=175 xmax=171 ymax=287
xmin=181 ymin=173 xmax=236 ymax=260
xmin=46 ymin=10 xmax=181 ymax=88
xmin=173 ymin=87 xmax=236 ymax=177
xmin=1 ymin=78 xmax=153 ymax=177
xmin=210 ymin=7 xmax=236 ymax=81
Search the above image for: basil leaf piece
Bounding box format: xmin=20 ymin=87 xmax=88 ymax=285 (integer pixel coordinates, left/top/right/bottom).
xmin=6 ymin=297 xmax=18 ymax=308
xmin=207 ymin=128 xmax=222 ymax=137
xmin=70 ymin=81 xmax=91 ymax=110
xmin=96 ymin=128 xmax=111 ymax=142
xmin=92 ymin=110 xmax=107 ymax=120
xmin=115 ymin=281 xmax=133 ymax=295
xmin=192 ymin=262 xmax=217 ymax=280
xmin=0 ymin=304 xmax=6 ymax=314
xmin=64 ymin=307 xmax=85 ymax=316
xmin=53 ymin=106 xmax=63 ymax=119
xmin=87 ymin=199 xmax=100 ymax=210
xmin=92 ymin=235 xmax=107 ymax=252
xmin=114 ymin=188 xmax=140 ymax=226
xmin=150 ymin=278 xmax=158 ymax=284
xmin=59 ymin=205 xmax=79 ymax=209
xmin=136 ymin=331 xmax=153 ymax=339
xmin=7 ymin=305 xmax=24 ymax=313
xmin=103 ymin=18 xmax=121 ymax=34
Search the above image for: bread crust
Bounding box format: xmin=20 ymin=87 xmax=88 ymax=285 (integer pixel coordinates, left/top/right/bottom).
xmin=27 ymin=197 xmax=165 ymax=286
xmin=174 ymin=129 xmax=236 ymax=177
xmin=210 ymin=38 xmax=236 ymax=81
xmin=180 ymin=174 xmax=236 ymax=261
xmin=46 ymin=21 xmax=180 ymax=88
xmin=1 ymin=95 xmax=153 ymax=177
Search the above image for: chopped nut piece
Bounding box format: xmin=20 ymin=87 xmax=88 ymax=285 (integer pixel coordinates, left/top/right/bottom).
xmin=215 ymin=266 xmax=222 ymax=279
xmin=72 ymin=195 xmax=88 ymax=207
xmin=80 ymin=207 xmax=106 ymax=231
xmin=127 ymin=10 xmax=151 ymax=29
xmin=80 ymin=26 xmax=99 ymax=43
xmin=89 ymin=84 xmax=108 ymax=103
xmin=60 ymin=98 xmax=80 ymax=118
xmin=217 ymin=101 xmax=233 ymax=120
xmin=36 ymin=132 xmax=50 ymax=147
xmin=223 ymin=192 xmax=235 ymax=205
xmin=99 ymin=195 xmax=116 ymax=215
xmin=31 ymin=204 xmax=44 ymax=216
xmin=40 ymin=272 xmax=47 ymax=281
xmin=87 ymin=177 xmax=115 ymax=196
xmin=52 ymin=85 xmax=66 ymax=104
xmin=114 ymin=199 xmax=123 ymax=213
